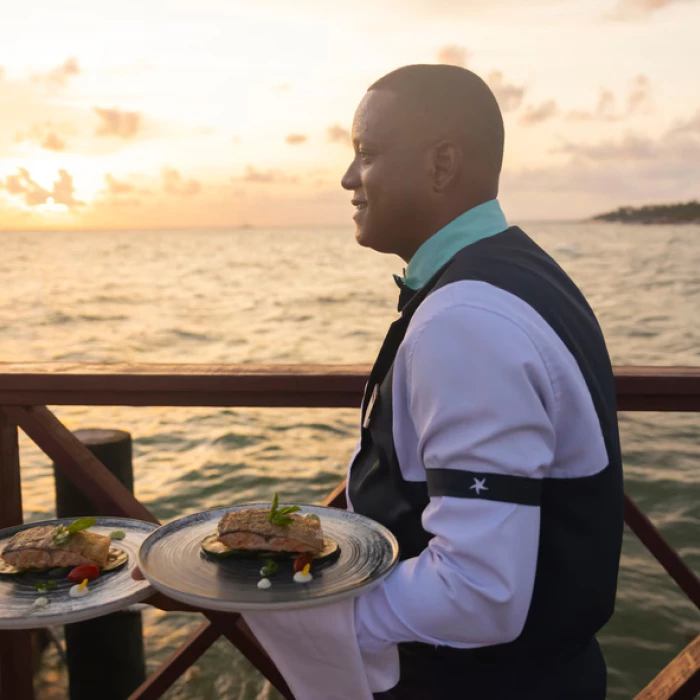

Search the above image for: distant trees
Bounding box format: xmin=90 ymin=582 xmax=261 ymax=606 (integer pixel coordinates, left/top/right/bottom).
xmin=593 ymin=200 xmax=700 ymax=224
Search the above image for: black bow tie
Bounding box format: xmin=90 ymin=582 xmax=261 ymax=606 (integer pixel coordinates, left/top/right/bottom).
xmin=394 ymin=275 xmax=418 ymax=312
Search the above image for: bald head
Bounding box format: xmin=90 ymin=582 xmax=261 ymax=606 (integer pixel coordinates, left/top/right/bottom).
xmin=369 ymin=64 xmax=504 ymax=188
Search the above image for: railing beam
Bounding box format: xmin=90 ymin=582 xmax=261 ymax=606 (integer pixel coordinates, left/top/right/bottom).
xmin=0 ymin=364 xmax=698 ymax=411
xmin=635 ymin=635 xmax=700 ymax=700
xmin=625 ymin=495 xmax=700 ymax=610
xmin=128 ymin=623 xmax=220 ymax=700
xmin=4 ymin=406 xmax=157 ymax=524
xmin=0 ymin=409 xmax=35 ymax=700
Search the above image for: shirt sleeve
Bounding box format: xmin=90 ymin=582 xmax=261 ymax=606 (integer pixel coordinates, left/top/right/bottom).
xmin=354 ymin=300 xmax=557 ymax=653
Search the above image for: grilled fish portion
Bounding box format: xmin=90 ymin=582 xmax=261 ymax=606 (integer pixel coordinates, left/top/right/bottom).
xmin=1 ymin=526 xmax=110 ymax=570
xmin=217 ymin=509 xmax=323 ymax=554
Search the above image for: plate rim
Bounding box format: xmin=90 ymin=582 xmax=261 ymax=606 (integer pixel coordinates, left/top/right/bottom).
xmin=0 ymin=516 xmax=158 ymax=630
xmin=137 ymin=503 xmax=400 ymax=612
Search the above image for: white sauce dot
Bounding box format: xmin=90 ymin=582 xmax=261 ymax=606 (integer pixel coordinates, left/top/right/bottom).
xmin=69 ymin=583 xmax=90 ymax=598
xmin=257 ymin=578 xmax=272 ymax=589
xmin=33 ymin=597 xmax=49 ymax=608
xmin=293 ymin=571 xmax=313 ymax=583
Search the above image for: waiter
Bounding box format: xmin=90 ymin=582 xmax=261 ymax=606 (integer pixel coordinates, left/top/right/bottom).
xmin=341 ymin=64 xmax=624 ymax=699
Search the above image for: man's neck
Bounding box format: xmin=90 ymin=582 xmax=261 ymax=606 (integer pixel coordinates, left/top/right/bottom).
xmin=402 ymin=196 xmax=497 ymax=263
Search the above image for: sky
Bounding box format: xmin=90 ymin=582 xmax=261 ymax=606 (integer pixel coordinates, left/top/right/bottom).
xmin=1 ymin=0 xmax=699 ymax=230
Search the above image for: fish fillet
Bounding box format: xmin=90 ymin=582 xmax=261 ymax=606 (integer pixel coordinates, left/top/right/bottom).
xmin=217 ymin=509 xmax=323 ymax=554
xmin=1 ymin=526 xmax=110 ymax=570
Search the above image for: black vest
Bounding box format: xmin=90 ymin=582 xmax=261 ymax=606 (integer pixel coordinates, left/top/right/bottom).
xmin=349 ymin=227 xmax=624 ymax=665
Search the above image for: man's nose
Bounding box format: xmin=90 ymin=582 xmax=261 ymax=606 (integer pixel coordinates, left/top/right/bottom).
xmin=341 ymin=160 xmax=359 ymax=191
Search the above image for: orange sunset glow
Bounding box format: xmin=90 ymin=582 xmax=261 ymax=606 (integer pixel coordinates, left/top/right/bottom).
xmin=1 ymin=0 xmax=699 ymax=230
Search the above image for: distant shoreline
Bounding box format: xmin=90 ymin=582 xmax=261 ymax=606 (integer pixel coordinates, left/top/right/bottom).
xmin=592 ymin=200 xmax=700 ymax=224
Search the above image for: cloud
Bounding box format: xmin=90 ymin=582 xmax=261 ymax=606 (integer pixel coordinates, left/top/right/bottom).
xmin=566 ymin=88 xmax=618 ymax=122
xmin=285 ymin=133 xmax=308 ymax=145
xmin=556 ymin=132 xmax=656 ymax=160
xmin=41 ymin=132 xmax=66 ymax=151
xmin=327 ymin=123 xmax=351 ymax=145
xmin=0 ymin=67 xmax=4 ymax=81
xmin=162 ymin=167 xmax=201 ymax=196
xmin=13 ymin=122 xmax=68 ymax=151
xmin=275 ymin=83 xmax=291 ymax=92
xmin=33 ymin=57 xmax=80 ymax=87
xmin=240 ymin=165 xmax=298 ymax=184
xmin=505 ymin=116 xmax=700 ymax=207
xmin=52 ymin=170 xmax=84 ymax=207
xmin=566 ymin=76 xmax=654 ymax=122
xmin=99 ymin=174 xmax=152 ymax=200
xmin=0 ymin=168 xmax=83 ymax=208
xmin=669 ymin=107 xmax=700 ymax=135
xmin=607 ymin=0 xmax=698 ymax=20
xmin=104 ymin=174 xmax=135 ymax=195
xmin=627 ymin=74 xmax=653 ymax=114
xmin=486 ymin=70 xmax=526 ymax=112
xmin=94 ymin=107 xmax=142 ymax=138
xmin=519 ymin=99 xmax=559 ymax=125
xmin=436 ymin=45 xmax=471 ymax=68
xmin=1 ymin=168 xmax=51 ymax=205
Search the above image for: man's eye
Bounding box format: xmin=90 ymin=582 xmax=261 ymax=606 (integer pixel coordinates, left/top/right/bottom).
xmin=359 ymin=150 xmax=373 ymax=163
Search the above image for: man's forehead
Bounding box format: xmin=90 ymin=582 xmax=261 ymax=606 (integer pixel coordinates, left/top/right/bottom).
xmin=352 ymin=89 xmax=417 ymax=143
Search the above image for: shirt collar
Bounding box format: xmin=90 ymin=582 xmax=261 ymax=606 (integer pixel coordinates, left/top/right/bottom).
xmin=393 ymin=199 xmax=508 ymax=291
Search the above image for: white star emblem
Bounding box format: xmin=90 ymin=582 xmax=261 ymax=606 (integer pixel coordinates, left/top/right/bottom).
xmin=469 ymin=477 xmax=488 ymax=495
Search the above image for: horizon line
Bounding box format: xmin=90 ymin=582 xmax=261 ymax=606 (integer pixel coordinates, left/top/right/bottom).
xmin=0 ymin=218 xmax=589 ymax=234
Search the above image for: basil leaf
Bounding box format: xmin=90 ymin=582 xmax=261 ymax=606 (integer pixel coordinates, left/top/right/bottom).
xmin=66 ymin=517 xmax=97 ymax=534
xmin=109 ymin=530 xmax=126 ymax=541
xmin=268 ymin=493 xmax=300 ymax=526
xmin=34 ymin=580 xmax=57 ymax=593
xmin=259 ymin=559 xmax=279 ymax=577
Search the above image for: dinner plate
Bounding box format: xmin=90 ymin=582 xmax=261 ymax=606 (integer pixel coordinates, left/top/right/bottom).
xmin=0 ymin=517 xmax=157 ymax=630
xmin=138 ymin=503 xmax=400 ymax=612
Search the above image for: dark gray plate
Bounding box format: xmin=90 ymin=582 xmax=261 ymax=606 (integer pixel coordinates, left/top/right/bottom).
xmin=0 ymin=517 xmax=157 ymax=630
xmin=138 ymin=504 xmax=400 ymax=611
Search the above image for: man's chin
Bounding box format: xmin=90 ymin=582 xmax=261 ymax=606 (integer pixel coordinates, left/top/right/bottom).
xmin=355 ymin=226 xmax=395 ymax=255
xmin=354 ymin=225 xmax=373 ymax=249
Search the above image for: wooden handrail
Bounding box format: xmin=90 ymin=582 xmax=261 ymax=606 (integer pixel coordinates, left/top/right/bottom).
xmin=635 ymin=635 xmax=700 ymax=700
xmin=0 ymin=363 xmax=698 ymax=410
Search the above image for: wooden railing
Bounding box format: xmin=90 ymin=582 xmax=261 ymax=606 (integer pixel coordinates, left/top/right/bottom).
xmin=0 ymin=363 xmax=699 ymax=700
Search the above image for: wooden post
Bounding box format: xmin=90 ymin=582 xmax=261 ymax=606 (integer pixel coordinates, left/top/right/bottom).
xmin=0 ymin=409 xmax=35 ymax=700
xmin=54 ymin=429 xmax=146 ymax=700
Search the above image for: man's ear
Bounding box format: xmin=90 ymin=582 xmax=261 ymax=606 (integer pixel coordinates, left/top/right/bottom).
xmin=431 ymin=141 xmax=462 ymax=193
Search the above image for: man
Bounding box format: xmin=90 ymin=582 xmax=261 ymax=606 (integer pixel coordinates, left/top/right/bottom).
xmin=341 ymin=64 xmax=624 ymax=699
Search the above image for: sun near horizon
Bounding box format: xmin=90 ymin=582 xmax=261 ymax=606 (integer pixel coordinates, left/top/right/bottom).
xmin=1 ymin=0 xmax=699 ymax=232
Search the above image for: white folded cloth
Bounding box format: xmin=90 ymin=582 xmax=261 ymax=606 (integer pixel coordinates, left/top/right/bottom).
xmin=242 ymin=598 xmax=400 ymax=700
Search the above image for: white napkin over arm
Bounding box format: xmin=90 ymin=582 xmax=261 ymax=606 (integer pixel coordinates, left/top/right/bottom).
xmin=242 ymin=598 xmax=399 ymax=700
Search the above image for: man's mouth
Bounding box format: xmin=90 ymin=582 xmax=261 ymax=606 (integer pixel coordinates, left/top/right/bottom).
xmin=351 ymin=199 xmax=368 ymax=212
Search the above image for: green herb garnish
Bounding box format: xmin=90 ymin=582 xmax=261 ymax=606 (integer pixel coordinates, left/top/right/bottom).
xmin=34 ymin=580 xmax=57 ymax=593
xmin=109 ymin=530 xmax=126 ymax=541
xmin=53 ymin=517 xmax=97 ymax=544
xmin=259 ymin=559 xmax=279 ymax=577
xmin=268 ymin=493 xmax=300 ymax=527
